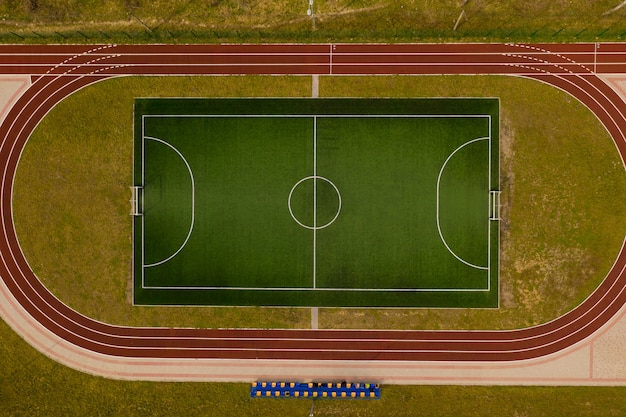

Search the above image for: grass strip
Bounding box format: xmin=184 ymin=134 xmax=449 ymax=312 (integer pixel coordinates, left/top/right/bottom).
xmin=1 ymin=1 xmax=626 ymax=43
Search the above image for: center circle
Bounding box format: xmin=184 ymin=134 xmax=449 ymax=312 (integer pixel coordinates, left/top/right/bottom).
xmin=288 ymin=175 xmax=342 ymax=230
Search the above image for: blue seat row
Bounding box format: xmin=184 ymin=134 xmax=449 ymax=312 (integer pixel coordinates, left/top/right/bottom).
xmin=250 ymin=381 xmax=380 ymax=399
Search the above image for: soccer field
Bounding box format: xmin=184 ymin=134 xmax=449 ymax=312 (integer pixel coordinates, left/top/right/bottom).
xmin=133 ymin=98 xmax=499 ymax=307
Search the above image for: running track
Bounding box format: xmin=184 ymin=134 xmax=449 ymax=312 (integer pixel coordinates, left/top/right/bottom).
xmin=0 ymin=43 xmax=625 ymax=364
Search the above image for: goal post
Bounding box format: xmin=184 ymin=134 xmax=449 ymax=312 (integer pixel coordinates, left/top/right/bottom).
xmin=490 ymin=190 xmax=501 ymax=221
xmin=130 ymin=186 xmax=143 ymax=216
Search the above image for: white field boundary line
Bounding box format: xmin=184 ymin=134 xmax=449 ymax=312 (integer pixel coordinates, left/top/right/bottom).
xmin=436 ymin=136 xmax=490 ymax=271
xmin=1 ymin=80 xmax=626 ymax=354
xmin=140 ymin=113 xmax=493 ymax=292
xmin=140 ymin=286 xmax=491 ymax=292
xmin=142 ymin=135 xmax=195 ymax=269
xmin=143 ymin=114 xmax=491 ymax=119
xmin=489 ymin=115 xmax=494 ymax=292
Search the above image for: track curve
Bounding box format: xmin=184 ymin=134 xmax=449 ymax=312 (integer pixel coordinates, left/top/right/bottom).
xmin=0 ymin=43 xmax=625 ymax=363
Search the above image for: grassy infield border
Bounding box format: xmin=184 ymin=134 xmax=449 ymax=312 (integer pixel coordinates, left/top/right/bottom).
xmin=4 ymin=2 xmax=626 ymax=413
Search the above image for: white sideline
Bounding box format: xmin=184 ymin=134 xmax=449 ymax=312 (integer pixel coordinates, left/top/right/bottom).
xmin=140 ymin=113 xmax=492 ymax=292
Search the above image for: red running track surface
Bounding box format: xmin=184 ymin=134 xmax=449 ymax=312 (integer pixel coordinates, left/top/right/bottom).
xmin=0 ymin=43 xmax=625 ymax=362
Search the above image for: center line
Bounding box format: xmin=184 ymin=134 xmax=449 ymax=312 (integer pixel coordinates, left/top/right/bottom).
xmin=313 ymin=116 xmax=317 ymax=289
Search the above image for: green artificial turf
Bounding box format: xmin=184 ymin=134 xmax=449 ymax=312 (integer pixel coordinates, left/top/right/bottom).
xmin=133 ymin=98 xmax=498 ymax=307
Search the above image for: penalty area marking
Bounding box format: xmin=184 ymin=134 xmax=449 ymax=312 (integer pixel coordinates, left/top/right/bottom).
xmin=142 ymin=136 xmax=195 ymax=268
xmin=436 ymin=136 xmax=489 ymax=271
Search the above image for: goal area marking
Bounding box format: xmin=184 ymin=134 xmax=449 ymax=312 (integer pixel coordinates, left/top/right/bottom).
xmin=141 ymin=135 xmax=196 ymax=269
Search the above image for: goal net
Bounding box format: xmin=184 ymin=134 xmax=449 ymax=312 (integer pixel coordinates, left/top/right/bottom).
xmin=130 ymin=186 xmax=143 ymax=216
xmin=490 ymin=190 xmax=501 ymax=221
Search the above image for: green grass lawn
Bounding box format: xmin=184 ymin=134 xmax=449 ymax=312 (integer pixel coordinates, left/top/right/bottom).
xmin=1 ymin=0 xmax=625 ymax=43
